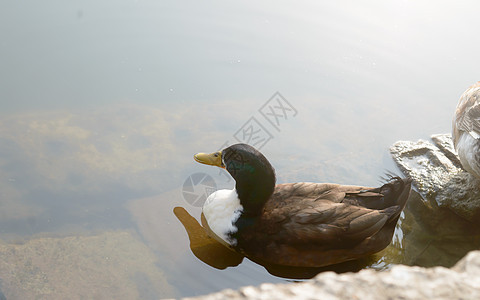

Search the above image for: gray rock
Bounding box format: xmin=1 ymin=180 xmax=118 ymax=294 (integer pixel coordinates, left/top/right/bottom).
xmin=187 ymin=251 xmax=480 ymax=300
xmin=398 ymin=191 xmax=480 ymax=268
xmin=390 ymin=134 xmax=480 ymax=222
xmin=431 ymin=134 xmax=463 ymax=169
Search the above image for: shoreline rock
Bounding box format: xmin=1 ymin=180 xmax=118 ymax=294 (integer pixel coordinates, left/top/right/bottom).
xmin=390 ymin=134 xmax=480 ymax=222
xmin=187 ymin=250 xmax=480 ymax=300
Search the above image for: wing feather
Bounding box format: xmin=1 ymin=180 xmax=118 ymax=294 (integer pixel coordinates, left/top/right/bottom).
xmin=454 ymin=83 xmax=480 ymax=140
xmin=261 ymin=182 xmax=397 ymax=245
xmin=269 ymin=201 xmax=390 ymax=245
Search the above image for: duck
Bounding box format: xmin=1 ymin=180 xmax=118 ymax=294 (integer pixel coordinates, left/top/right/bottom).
xmin=453 ymin=81 xmax=480 ymax=179
xmin=194 ymin=143 xmax=412 ymax=267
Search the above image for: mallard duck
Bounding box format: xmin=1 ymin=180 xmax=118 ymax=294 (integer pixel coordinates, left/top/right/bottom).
xmin=194 ymin=143 xmax=411 ymax=267
xmin=453 ymin=82 xmax=480 ymax=179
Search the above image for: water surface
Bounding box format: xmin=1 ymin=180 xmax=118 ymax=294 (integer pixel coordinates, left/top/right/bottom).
xmin=1 ymin=1 xmax=480 ymax=298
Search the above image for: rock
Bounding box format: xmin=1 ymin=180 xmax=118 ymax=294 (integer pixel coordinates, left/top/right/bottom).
xmin=399 ymin=191 xmax=480 ymax=269
xmin=187 ymin=250 xmax=480 ymax=300
xmin=390 ymin=134 xmax=480 ymax=222
xmin=430 ymin=134 xmax=463 ymax=169
xmin=388 ymin=134 xmax=480 ymax=268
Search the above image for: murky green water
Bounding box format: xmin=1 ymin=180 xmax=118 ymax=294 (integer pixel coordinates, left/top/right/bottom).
xmin=1 ymin=1 xmax=480 ymax=298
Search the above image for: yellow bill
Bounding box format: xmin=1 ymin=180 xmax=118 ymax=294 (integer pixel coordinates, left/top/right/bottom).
xmin=194 ymin=151 xmax=224 ymax=168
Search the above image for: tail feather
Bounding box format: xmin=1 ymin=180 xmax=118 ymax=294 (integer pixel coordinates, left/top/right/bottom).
xmin=346 ymin=176 xmax=412 ymax=214
xmin=380 ymin=176 xmax=412 ymax=221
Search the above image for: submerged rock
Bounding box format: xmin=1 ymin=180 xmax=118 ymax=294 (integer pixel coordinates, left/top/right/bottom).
xmin=390 ymin=134 xmax=480 ymax=222
xmin=187 ymin=250 xmax=480 ymax=300
xmin=398 ymin=194 xmax=480 ymax=268
xmin=0 ymin=231 xmax=175 ymax=299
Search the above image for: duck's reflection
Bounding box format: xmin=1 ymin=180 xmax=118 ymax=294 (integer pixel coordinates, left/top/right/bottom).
xmin=173 ymin=207 xmax=244 ymax=269
xmin=174 ymin=206 xmax=373 ymax=279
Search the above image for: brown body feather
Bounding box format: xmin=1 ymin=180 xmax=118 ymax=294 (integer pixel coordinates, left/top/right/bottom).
xmin=232 ymin=179 xmax=411 ymax=267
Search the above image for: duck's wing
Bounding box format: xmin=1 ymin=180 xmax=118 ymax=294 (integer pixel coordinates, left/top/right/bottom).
xmin=269 ymin=180 xmax=406 ymax=210
xmin=267 ymin=199 xmax=397 ymax=246
xmin=453 ymin=82 xmax=480 ymax=144
xmin=269 ymin=182 xmax=366 ymax=205
xmin=263 ymin=179 xmax=411 ymax=246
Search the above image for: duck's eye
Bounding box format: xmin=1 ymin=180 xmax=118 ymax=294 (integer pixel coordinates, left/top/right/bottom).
xmin=214 ymin=152 xmax=219 ymax=157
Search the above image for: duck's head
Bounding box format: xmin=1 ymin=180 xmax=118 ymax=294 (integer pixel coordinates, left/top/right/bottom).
xmin=194 ymin=143 xmax=276 ymax=215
